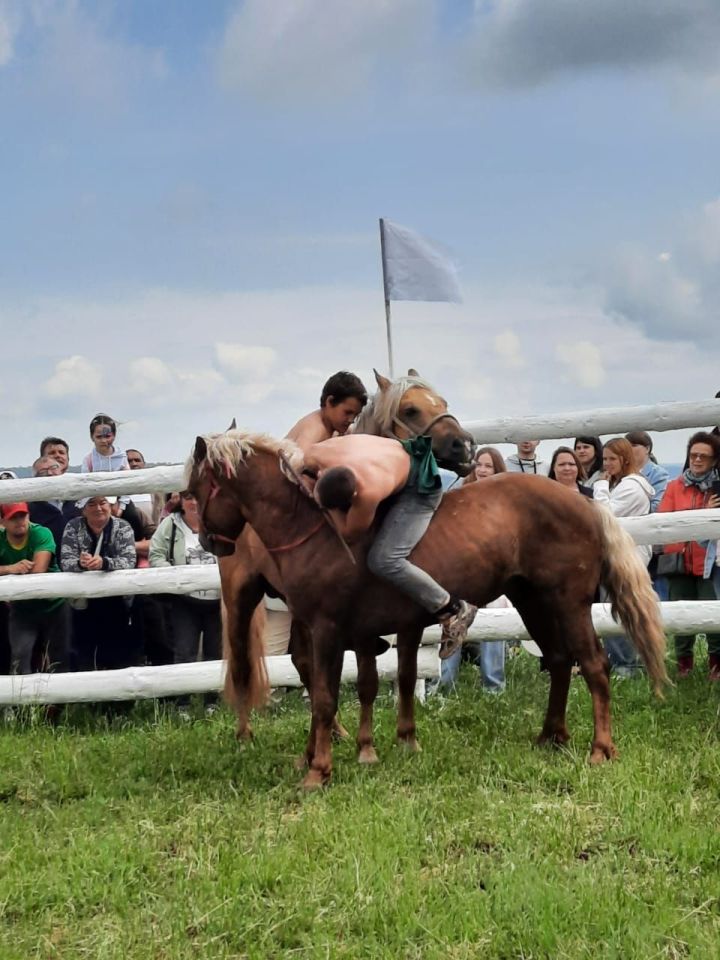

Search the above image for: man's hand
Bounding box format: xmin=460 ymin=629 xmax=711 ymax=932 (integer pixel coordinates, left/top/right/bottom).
xmin=79 ymin=551 xmax=103 ymax=571
xmin=708 ymin=494 xmax=720 ymax=509
xmin=9 ymin=559 xmax=34 ymax=575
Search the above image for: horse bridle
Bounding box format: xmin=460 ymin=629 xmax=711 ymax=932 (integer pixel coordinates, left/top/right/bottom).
xmin=389 ymin=410 xmax=463 ymax=441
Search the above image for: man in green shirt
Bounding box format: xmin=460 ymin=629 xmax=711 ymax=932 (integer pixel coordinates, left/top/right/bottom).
xmin=0 ymin=502 xmax=69 ymax=674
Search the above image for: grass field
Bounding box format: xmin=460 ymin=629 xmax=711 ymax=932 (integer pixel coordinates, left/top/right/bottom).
xmin=1 ymin=651 xmax=720 ymax=960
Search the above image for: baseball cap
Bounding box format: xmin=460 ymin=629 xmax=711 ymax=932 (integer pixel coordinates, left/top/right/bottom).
xmin=76 ymin=495 xmax=118 ymax=509
xmin=0 ymin=502 xmax=30 ymax=520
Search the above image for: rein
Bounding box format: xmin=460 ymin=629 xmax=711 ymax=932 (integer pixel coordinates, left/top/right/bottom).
xmin=278 ymin=452 xmax=357 ymax=565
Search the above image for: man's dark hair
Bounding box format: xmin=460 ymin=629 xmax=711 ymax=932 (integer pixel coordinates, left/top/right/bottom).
xmin=315 ymin=467 xmax=357 ymax=511
xmin=40 ymin=436 xmax=69 ymax=456
xmin=320 ymin=372 xmax=367 ymax=409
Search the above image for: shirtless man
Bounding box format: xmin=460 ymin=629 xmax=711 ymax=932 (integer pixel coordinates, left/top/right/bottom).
xmin=286 ymin=371 xmax=367 ymax=452
xmin=304 ymin=434 xmax=477 ymax=652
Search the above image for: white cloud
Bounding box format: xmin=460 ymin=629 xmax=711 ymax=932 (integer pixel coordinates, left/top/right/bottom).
xmin=492 ymin=330 xmax=525 ymax=369
xmin=602 ymin=197 xmax=720 ymax=339
xmin=44 ymin=355 xmax=102 ymax=398
xmin=214 ymin=343 xmax=277 ymax=380
xmin=216 ymin=0 xmax=433 ymax=102
xmin=5 ymin=0 xmax=166 ymax=108
xmin=0 ymin=1 xmax=20 ymax=66
xmin=555 ymin=340 xmax=606 ymax=389
xmin=4 ymin=279 xmax=720 ymax=467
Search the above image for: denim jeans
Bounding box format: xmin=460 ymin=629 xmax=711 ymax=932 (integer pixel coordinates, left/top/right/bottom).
xmin=367 ymin=486 xmax=448 ymax=613
xmin=435 ymin=640 xmax=506 ymax=692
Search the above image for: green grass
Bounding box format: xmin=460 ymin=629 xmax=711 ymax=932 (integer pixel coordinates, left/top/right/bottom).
xmin=1 ymin=653 xmax=720 ymax=960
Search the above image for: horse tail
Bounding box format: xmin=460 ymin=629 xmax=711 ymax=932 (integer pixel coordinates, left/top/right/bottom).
xmin=222 ymin=598 xmax=270 ymax=713
xmin=596 ymin=505 xmax=669 ymax=696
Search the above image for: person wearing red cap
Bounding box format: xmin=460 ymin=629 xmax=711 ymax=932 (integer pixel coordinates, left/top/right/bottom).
xmin=0 ymin=503 xmax=69 ymax=675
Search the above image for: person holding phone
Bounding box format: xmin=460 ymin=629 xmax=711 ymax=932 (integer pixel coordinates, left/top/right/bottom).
xmin=658 ymin=431 xmax=720 ymax=679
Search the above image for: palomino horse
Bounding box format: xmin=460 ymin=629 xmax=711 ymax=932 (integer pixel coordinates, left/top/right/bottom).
xmin=213 ymin=370 xmax=474 ymax=743
xmin=187 ymin=430 xmax=668 ymax=789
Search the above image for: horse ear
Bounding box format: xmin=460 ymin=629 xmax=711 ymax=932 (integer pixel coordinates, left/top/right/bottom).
xmin=374 ymin=368 xmax=392 ymax=392
xmin=226 ymin=418 xmax=237 ymax=431
xmin=407 ymin=368 xmax=419 ymax=377
xmin=193 ymin=436 xmax=207 ymax=463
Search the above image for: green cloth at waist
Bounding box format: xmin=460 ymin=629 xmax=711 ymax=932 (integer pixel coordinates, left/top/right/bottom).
xmin=399 ymin=437 xmax=442 ymax=495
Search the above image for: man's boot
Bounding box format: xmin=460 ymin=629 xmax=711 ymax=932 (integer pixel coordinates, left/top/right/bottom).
xmin=438 ymin=599 xmax=478 ymax=660
xmin=677 ymin=655 xmax=694 ymax=678
xmin=708 ymin=654 xmax=720 ymax=682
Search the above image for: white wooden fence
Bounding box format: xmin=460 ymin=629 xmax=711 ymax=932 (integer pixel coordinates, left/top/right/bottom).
xmin=1 ymin=397 xmax=718 ymax=705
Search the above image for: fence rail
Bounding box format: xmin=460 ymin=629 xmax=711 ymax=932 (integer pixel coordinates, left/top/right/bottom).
xmin=1 ymin=396 xmax=718 ymax=704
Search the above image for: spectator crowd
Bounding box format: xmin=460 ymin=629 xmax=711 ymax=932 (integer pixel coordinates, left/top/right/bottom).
xmin=2 ymin=401 xmax=720 ymax=720
xmin=0 ymin=413 xmax=221 ymax=718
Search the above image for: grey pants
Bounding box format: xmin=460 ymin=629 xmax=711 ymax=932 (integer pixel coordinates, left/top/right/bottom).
xmin=8 ymin=603 xmax=71 ymax=675
xmin=367 ymin=486 xmax=448 ymax=613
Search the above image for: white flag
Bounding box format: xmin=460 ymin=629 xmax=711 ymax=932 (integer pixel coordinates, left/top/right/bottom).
xmin=381 ymin=219 xmax=462 ymax=303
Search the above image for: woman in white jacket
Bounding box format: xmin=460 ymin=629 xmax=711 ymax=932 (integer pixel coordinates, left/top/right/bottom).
xmin=593 ymin=437 xmax=654 ymax=677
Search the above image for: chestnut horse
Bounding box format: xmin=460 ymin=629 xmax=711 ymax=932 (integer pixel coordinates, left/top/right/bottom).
xmin=213 ymin=370 xmax=474 ymax=742
xmin=187 ymin=430 xmax=668 ymax=789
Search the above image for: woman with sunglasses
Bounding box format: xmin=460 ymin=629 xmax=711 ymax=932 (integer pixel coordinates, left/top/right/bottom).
xmin=658 ymin=431 xmax=720 ymax=679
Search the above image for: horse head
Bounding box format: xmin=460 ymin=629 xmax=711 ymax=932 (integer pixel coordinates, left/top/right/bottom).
xmin=187 ymin=430 xmax=309 ymax=556
xmin=187 ymin=435 xmax=247 ymax=556
xmin=357 ymin=368 xmax=474 ymax=476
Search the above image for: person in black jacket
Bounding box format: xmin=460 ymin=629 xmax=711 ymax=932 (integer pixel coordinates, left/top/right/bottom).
xmin=28 ymin=447 xmax=81 ymax=553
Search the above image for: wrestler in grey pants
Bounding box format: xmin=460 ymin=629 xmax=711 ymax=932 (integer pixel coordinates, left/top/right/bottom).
xmin=367 ymin=486 xmax=448 ymax=613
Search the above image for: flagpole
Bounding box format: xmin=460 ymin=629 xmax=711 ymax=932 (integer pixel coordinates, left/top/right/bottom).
xmin=378 ymin=217 xmax=394 ymax=377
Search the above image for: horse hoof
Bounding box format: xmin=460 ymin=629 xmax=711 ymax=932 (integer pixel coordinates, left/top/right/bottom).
xmin=358 ymin=745 xmax=379 ymax=765
xmin=302 ymin=768 xmax=329 ymax=791
xmin=589 ymin=742 xmax=618 ymax=764
xmin=536 ymin=730 xmax=570 ymax=748
xmin=235 ymin=725 xmax=254 ymax=742
xmin=397 ymin=736 xmax=421 ymax=753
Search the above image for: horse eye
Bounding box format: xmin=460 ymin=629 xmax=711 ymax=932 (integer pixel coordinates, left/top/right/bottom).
xmin=404 ymin=406 xmax=419 ymax=418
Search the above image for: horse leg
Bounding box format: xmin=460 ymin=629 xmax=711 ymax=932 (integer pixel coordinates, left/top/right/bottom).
xmin=396 ymin=627 xmax=423 ymax=751
xmin=537 ymin=662 xmax=573 ymax=747
xmin=356 ymin=649 xmax=379 ymax=764
xmin=289 ymin=620 xmax=347 ymax=770
xmin=573 ymin=629 xmax=616 ymax=763
xmin=302 ymin=624 xmax=344 ymax=790
xmin=220 ymin=563 xmax=267 ymax=742
xmin=509 ymin=587 xmax=574 ymax=748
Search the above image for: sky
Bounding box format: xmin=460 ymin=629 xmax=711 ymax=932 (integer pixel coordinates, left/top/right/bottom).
xmin=2 ymin=0 xmax=720 ymax=468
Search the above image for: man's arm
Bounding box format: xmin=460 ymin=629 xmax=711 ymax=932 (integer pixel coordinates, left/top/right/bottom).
xmin=286 ymin=415 xmax=330 ymax=453
xmin=30 ymin=550 xmax=52 ymax=574
xmin=332 ymin=500 xmax=378 ymax=542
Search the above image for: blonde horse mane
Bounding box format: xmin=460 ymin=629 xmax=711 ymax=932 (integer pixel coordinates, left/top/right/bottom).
xmin=354 ymin=373 xmax=438 ymax=436
xmin=186 ymin=429 xmax=304 ymax=483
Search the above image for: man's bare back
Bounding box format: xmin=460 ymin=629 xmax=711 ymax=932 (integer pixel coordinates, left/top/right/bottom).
xmin=286 ymin=410 xmax=335 ymax=452
xmin=305 ymin=435 xmax=410 ymax=540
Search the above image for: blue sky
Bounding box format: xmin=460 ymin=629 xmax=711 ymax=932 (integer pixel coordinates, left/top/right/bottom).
xmin=2 ymin=0 xmax=720 ymax=466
